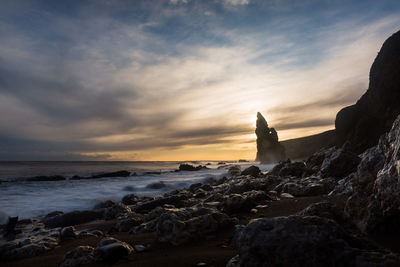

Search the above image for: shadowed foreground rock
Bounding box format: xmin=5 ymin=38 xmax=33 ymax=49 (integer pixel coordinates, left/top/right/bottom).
xmin=345 ymin=114 xmax=400 ymax=235
xmin=228 ymin=203 xmax=400 ymax=267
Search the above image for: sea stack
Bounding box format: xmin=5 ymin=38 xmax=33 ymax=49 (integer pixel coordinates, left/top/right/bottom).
xmin=255 ymin=112 xmax=286 ymax=163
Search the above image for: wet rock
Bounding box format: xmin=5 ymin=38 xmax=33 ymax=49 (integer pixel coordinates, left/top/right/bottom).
xmin=60 ymin=226 xmax=77 ymax=240
xmin=231 ymin=215 xmax=400 ymax=267
xmin=26 ymin=175 xmax=66 ymax=181
xmin=133 ymin=195 xmax=187 ymax=214
xmin=270 ymin=160 xmax=308 ymax=177
xmin=43 ymin=209 xmax=104 ymax=228
xmin=178 ymin=164 xmax=207 ymax=171
xmin=146 ymin=181 xmax=168 ymax=189
xmin=134 ymin=244 xmax=146 ymax=252
xmin=279 ymin=192 xmax=294 ymax=199
xmin=240 ymin=166 xmax=260 ymax=177
xmin=121 ymin=194 xmax=139 ymax=205
xmin=76 ymin=231 xmax=96 ymax=239
xmin=91 ymin=170 xmax=131 ymax=179
xmin=189 ymin=183 xmax=202 ymax=192
xmin=222 ymin=191 xmax=269 ymax=213
xmin=104 ymin=203 xmax=131 ymax=220
xmin=94 ymin=200 xmax=116 ymax=209
xmin=116 ymin=213 xmax=144 ymax=232
xmin=60 ymin=246 xmax=95 ymax=267
xmin=96 ymin=238 xmax=133 ymax=263
xmin=3 ymin=216 xmax=20 ymax=238
xmin=45 ymin=211 xmax=64 ymax=218
xmin=228 ymin=165 xmax=241 ymax=176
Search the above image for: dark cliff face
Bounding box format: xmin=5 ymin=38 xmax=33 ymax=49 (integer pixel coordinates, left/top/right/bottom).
xmin=335 ymin=30 xmax=400 ymax=153
xmin=255 ymin=112 xmax=286 ymax=163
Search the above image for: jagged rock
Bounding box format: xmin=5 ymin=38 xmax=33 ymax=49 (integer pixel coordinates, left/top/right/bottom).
xmin=230 ymin=215 xmax=400 ymax=267
xmin=345 ymin=114 xmax=400 ymax=234
xmin=59 ymin=246 xmax=95 ymax=267
xmin=116 ymin=213 xmax=144 ymax=232
xmin=270 ymin=160 xmax=309 ymax=177
xmin=335 ymin=30 xmax=400 ymax=153
xmin=240 ymin=166 xmax=260 ymax=177
xmin=320 ymin=147 xmax=360 ymax=178
xmin=222 ymin=191 xmax=269 ymax=213
xmin=121 ymin=194 xmax=139 ymax=205
xmin=133 ymin=195 xmax=187 ymax=214
xmin=255 ymin=112 xmax=286 ymax=163
xmin=96 ymin=238 xmax=133 ymax=262
xmin=104 ymin=203 xmax=131 ymax=220
xmin=43 ymin=209 xmax=104 ymax=228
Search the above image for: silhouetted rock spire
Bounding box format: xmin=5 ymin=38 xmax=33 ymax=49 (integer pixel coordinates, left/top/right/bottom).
xmin=255 ymin=112 xmax=286 ymax=163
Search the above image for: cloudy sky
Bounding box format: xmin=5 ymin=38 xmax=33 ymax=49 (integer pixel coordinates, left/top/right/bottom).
xmin=0 ymin=0 xmax=399 ymax=161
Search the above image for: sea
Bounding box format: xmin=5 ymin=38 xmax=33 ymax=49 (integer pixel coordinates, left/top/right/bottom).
xmin=0 ymin=161 xmax=275 ymax=222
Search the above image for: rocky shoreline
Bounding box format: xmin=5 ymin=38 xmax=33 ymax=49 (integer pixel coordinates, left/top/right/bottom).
xmin=1 ymin=115 xmax=400 ymax=266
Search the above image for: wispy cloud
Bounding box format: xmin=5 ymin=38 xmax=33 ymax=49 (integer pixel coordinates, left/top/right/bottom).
xmin=0 ymin=0 xmax=399 ymax=160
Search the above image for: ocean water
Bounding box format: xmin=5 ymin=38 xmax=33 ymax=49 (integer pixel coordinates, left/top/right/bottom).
xmin=0 ymin=161 xmax=275 ymax=222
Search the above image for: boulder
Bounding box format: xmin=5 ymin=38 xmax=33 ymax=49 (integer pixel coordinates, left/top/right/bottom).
xmin=133 ymin=195 xmax=187 ymax=214
xmin=121 ymin=194 xmax=139 ymax=205
xmin=240 ymin=166 xmax=260 ymax=177
xmin=43 ymin=209 xmax=104 ymax=228
xmin=255 ymin=112 xmax=286 ymax=163
xmin=93 ymin=200 xmax=116 ymax=209
xmin=59 ymin=246 xmax=95 ymax=267
xmin=146 ymin=181 xmax=168 ymax=189
xmin=116 ymin=213 xmax=144 ymax=232
xmin=60 ymin=226 xmax=77 ymax=241
xmin=270 ymin=160 xmax=309 ymax=177
xmin=104 ymin=203 xmax=131 ymax=220
xmin=96 ymin=238 xmax=133 ymax=263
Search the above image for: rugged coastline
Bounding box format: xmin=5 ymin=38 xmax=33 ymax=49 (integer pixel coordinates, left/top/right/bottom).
xmin=1 ymin=28 xmax=400 ymax=267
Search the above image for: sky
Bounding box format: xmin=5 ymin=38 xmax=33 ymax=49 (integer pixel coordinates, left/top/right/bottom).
xmin=0 ymin=0 xmax=400 ymax=161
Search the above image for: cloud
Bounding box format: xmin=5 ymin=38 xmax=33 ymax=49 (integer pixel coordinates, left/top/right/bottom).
xmin=0 ymin=0 xmax=399 ymax=160
xmin=224 ymin=0 xmax=250 ymax=5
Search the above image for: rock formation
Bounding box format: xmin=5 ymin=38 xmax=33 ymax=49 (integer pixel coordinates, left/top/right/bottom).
xmin=344 ymin=114 xmax=400 ymax=236
xmin=335 ymin=30 xmax=400 ymax=153
xmin=255 ymin=112 xmax=286 ymax=163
